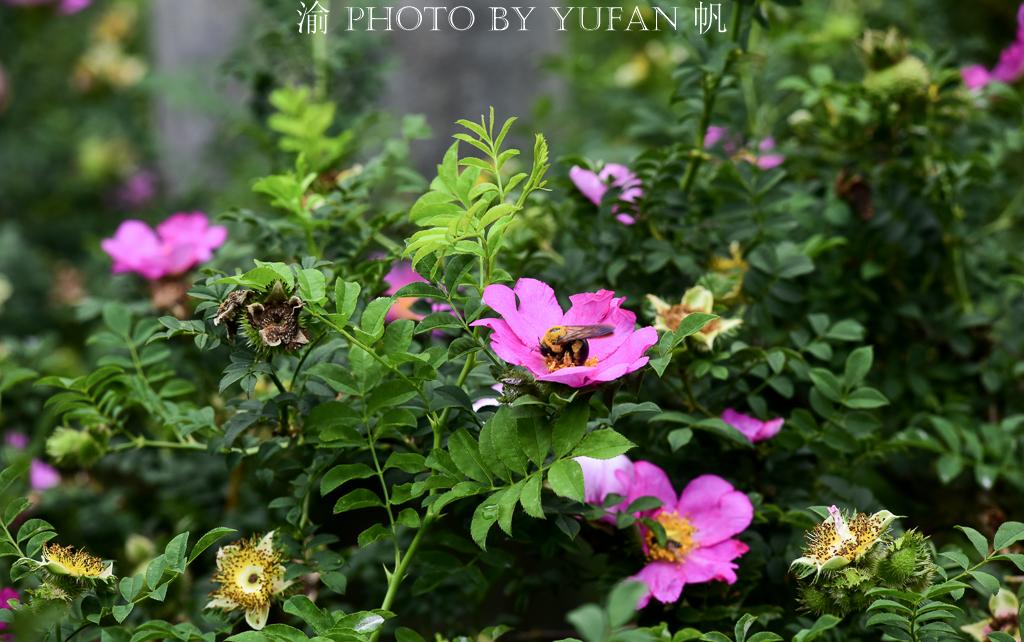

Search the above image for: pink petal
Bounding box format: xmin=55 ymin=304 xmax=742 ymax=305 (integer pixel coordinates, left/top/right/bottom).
xmin=561 ymin=290 xmax=634 ymax=359
xmin=676 ymin=538 xmax=749 ymax=585
xmin=1019 ymin=3 xmax=1024 ymax=42
xmin=754 ymin=154 xmax=785 ymax=170
xmin=615 ymin=213 xmax=637 ymax=225
xmin=594 ymin=326 xmax=658 ymax=371
xmin=576 ymin=455 xmax=634 ymax=510
xmin=992 ymin=40 xmax=1024 ymax=84
xmin=58 ymin=0 xmax=90 ymax=13
xmin=625 ymin=461 xmax=677 ymax=510
xmin=962 ymin=65 xmax=993 ymax=90
xmin=632 ymin=561 xmax=685 ymax=607
xmin=599 ymin=164 xmax=640 ymax=190
xmin=5 ymin=432 xmax=28 ymax=449
xmin=704 ymin=126 xmax=727 ymax=149
xmin=383 ymin=261 xmax=427 ymax=294
xmin=30 ymin=459 xmax=61 ymax=490
xmin=101 ymin=220 xmax=165 ymax=280
xmin=676 ymin=475 xmax=753 ymax=546
xmin=722 ymin=408 xmax=784 ymax=443
xmin=569 ymin=166 xmax=607 ymax=206
xmin=478 ymin=279 xmax=564 ymax=347
xmin=471 ymin=317 xmax=549 ymax=377
xmin=758 ymin=137 xmax=776 ymax=152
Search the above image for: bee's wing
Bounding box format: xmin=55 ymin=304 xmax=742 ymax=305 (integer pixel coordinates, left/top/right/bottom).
xmin=557 ymin=325 xmax=616 ymax=342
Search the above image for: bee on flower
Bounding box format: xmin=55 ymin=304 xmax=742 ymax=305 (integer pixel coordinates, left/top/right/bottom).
xmin=646 ymin=285 xmax=742 ymax=351
xmin=205 ymin=531 xmax=292 ymax=630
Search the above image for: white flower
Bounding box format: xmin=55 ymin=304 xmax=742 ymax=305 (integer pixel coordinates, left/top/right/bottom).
xmin=205 ymin=531 xmax=292 ymax=630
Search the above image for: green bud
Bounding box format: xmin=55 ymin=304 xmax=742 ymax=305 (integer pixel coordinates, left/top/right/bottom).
xmin=877 ymin=545 xmax=917 ymax=584
xmin=863 ymin=56 xmax=931 ymax=97
xmin=45 ymin=428 xmax=104 ymax=467
xmin=125 ymin=535 xmax=156 ymax=565
xmin=798 ymin=585 xmax=833 ymax=615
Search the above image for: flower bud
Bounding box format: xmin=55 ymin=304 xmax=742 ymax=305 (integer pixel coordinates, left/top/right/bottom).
xmin=45 ymin=428 xmax=104 ymax=467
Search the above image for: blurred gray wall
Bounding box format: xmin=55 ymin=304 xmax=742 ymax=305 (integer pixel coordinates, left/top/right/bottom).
xmin=150 ymin=1 xmax=562 ymax=185
xmin=150 ymin=0 xmax=252 ymax=196
xmin=380 ymin=1 xmax=563 ymax=170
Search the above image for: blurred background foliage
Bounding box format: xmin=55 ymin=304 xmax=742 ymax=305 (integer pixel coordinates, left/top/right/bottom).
xmin=1 ymin=0 xmax=1023 ymax=639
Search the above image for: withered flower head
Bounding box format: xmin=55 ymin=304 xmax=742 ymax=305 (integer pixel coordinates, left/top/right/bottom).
xmin=214 ymin=283 xmax=309 ymax=351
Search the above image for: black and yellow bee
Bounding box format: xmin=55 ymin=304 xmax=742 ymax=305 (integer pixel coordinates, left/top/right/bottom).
xmin=539 ymin=324 xmax=615 ymax=370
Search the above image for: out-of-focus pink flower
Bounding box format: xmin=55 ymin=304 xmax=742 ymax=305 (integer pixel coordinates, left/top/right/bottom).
xmin=3 ymin=0 xmax=90 ymax=12
xmin=384 ymin=261 xmax=429 ymax=322
xmin=706 ymin=126 xmax=784 ymax=169
xmin=721 ymin=408 xmax=784 ymax=443
xmin=4 ymin=432 xmax=28 ymax=449
xmin=101 ymin=212 xmax=226 ymax=281
xmin=0 ymin=587 xmax=19 ymax=636
xmin=569 ymin=164 xmax=643 ymax=225
xmin=116 ymin=169 xmax=158 ymax=210
xmin=578 ymin=457 xmax=753 ymax=607
xmin=471 ymin=278 xmax=658 ymax=388
xmin=961 ymin=4 xmax=1024 ymax=90
xmin=30 ymin=459 xmax=61 ymax=490
xmin=754 ymin=138 xmax=786 ymax=170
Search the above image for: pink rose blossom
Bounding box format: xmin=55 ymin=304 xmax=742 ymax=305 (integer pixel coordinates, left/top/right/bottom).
xmin=383 ymin=260 xmax=451 ymax=323
xmin=3 ymin=0 xmax=90 ymax=12
xmin=569 ymin=164 xmax=643 ymax=226
xmin=721 ymin=408 xmax=784 ymax=443
xmin=0 ymin=587 xmax=18 ymax=636
xmin=961 ymin=4 xmax=1024 ymax=90
xmin=30 ymin=459 xmax=61 ymax=491
xmin=578 ymin=456 xmax=753 ymax=607
xmin=4 ymin=432 xmax=28 ymax=449
xmin=101 ymin=212 xmax=226 ymax=281
xmin=471 ymin=278 xmax=658 ymax=388
xmin=705 ymin=126 xmax=784 ymax=169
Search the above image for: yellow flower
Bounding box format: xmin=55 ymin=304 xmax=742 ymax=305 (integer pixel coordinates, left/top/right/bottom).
xmin=42 ymin=543 xmax=114 ymax=581
xmin=646 ymin=285 xmax=742 ymax=350
xmin=791 ymin=506 xmax=896 ymax=577
xmin=205 ymin=531 xmax=291 ymax=630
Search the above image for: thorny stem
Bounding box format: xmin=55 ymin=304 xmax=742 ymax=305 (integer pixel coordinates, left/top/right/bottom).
xmin=680 ymin=2 xmax=746 ymax=196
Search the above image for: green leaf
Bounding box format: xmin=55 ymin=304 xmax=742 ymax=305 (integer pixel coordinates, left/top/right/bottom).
xmin=547 ymin=460 xmax=585 ymax=503
xmin=518 ymin=418 xmax=551 ymax=467
xmin=607 ymin=581 xmax=646 ymax=628
xmin=112 ymin=603 xmax=134 ymax=623
xmin=470 ymin=495 xmax=501 ymax=549
xmin=566 ymin=604 xmax=608 ymax=642
xmin=668 ymin=428 xmax=693 ymax=451
xmin=334 ymin=280 xmax=361 ymax=326
xmin=297 ymin=269 xmax=327 ymax=304
xmin=843 ymin=387 xmax=889 ymax=409
xmin=333 ymin=489 xmax=383 ymax=513
xmin=843 ymin=346 xmax=873 ymax=386
xmin=969 ymin=570 xmax=1000 ymax=595
xmin=519 ymin=474 xmax=545 ymax=519
xmin=808 ymin=368 xmax=842 ymax=402
xmin=552 ymin=400 xmax=590 ymax=458
xmin=792 ymin=614 xmax=841 ymax=642
xmin=359 ymin=297 xmax=395 ymax=343
xmin=283 ymin=596 xmax=334 ymax=635
xmin=956 ymin=525 xmax=989 ymax=559
xmin=188 ymin=527 xmax=236 ymax=563
xmin=447 ymin=430 xmax=492 ymax=484
xmin=993 ymin=521 xmax=1024 ymax=550
xmin=102 ymin=302 xmax=133 ymax=337
xmin=321 ymin=464 xmax=376 ymax=495
xmin=571 ymin=429 xmax=634 ymax=459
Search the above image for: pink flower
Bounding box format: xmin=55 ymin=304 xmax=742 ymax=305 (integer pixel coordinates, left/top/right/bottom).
xmin=0 ymin=587 xmax=18 ymax=636
xmin=116 ymin=170 xmax=158 ymax=209
xmin=961 ymin=4 xmax=1024 ymax=90
xmin=705 ymin=126 xmax=784 ymax=169
xmin=569 ymin=164 xmax=643 ymax=225
xmin=721 ymin=408 xmax=784 ymax=443
xmin=101 ymin=212 xmax=226 ymax=281
xmin=30 ymin=459 xmax=61 ymax=491
xmin=383 ymin=261 xmax=430 ymax=322
xmin=471 ymin=278 xmax=658 ymax=388
xmin=754 ymin=138 xmax=785 ymax=170
xmin=578 ymin=457 xmax=753 ymax=607
xmin=58 ymin=0 xmax=90 ymax=13
xmin=4 ymin=432 xmax=28 ymax=449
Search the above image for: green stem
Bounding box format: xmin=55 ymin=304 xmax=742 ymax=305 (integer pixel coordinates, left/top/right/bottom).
xmin=680 ymin=2 xmax=745 ymax=196
xmin=369 ymin=515 xmax=434 ymax=642
xmin=108 ymin=438 xmax=259 ymax=455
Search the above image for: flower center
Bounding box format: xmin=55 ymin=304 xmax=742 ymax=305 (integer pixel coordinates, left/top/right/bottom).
xmin=44 ymin=544 xmax=106 ymax=577
xmin=644 ymin=511 xmax=697 ymax=564
xmin=235 ymin=565 xmax=266 ymax=594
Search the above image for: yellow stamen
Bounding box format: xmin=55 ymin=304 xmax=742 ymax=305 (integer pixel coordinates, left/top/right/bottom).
xmin=645 ymin=512 xmax=697 ymax=563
